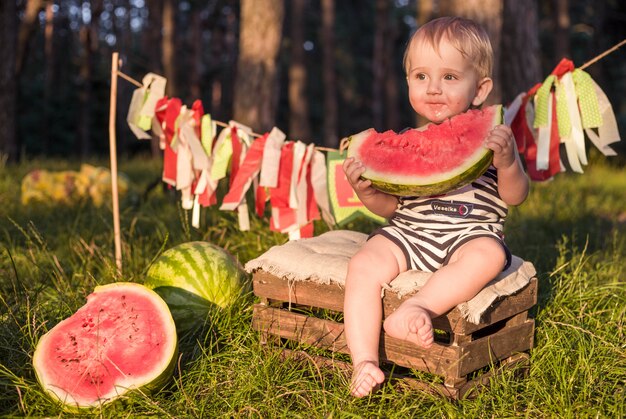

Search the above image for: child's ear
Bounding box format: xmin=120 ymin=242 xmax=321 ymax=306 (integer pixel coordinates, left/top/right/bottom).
xmin=472 ymin=77 xmax=493 ymax=107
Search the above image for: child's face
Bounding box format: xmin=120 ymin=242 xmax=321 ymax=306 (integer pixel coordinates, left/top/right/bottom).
xmin=406 ymin=37 xmax=492 ymax=124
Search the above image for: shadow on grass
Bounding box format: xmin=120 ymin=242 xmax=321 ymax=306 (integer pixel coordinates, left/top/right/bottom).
xmin=150 ymin=286 xmax=255 ymax=369
xmin=505 ymin=210 xmax=624 ymax=320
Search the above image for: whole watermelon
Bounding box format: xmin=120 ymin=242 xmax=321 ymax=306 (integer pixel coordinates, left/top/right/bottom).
xmin=33 ymin=282 xmax=178 ymax=412
xmin=144 ymin=241 xmax=249 ymax=332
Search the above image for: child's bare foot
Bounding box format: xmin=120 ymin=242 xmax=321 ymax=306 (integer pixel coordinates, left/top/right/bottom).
xmin=350 ymin=360 xmax=385 ymax=397
xmin=383 ymin=299 xmax=434 ymax=348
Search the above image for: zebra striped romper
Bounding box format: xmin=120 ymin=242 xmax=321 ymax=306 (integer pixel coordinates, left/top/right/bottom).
xmin=371 ymin=167 xmax=511 ymax=273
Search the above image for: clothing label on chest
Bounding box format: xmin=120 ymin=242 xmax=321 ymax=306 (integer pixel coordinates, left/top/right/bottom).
xmin=430 ymin=200 xmax=474 ymax=218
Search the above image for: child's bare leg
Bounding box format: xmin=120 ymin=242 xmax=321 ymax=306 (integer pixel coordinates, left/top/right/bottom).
xmin=344 ymin=235 xmax=406 ymax=397
xmin=384 ymin=237 xmax=506 ymax=347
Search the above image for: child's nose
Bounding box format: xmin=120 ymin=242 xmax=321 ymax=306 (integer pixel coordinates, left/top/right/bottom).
xmin=427 ymin=79 xmax=442 ymax=94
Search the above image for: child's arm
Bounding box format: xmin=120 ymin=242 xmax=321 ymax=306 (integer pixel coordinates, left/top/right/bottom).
xmin=343 ymin=157 xmax=399 ymax=218
xmin=484 ymin=125 xmax=529 ymax=206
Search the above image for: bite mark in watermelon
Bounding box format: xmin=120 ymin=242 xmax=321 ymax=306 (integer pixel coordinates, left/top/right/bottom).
xmin=144 ymin=241 xmax=249 ymax=333
xmin=33 ymin=282 xmax=178 ymax=411
xmin=347 ymin=105 xmax=502 ymax=196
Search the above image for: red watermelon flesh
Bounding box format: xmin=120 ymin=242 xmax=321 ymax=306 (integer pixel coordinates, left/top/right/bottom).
xmin=33 ymin=283 xmax=177 ymax=410
xmin=347 ymin=105 xmax=501 ymax=196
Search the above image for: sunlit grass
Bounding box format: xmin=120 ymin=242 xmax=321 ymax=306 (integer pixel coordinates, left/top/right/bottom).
xmin=1 ymin=156 xmax=625 ymax=417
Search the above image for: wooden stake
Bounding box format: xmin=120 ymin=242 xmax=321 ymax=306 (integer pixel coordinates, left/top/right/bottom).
xmin=108 ymin=52 xmax=123 ymax=275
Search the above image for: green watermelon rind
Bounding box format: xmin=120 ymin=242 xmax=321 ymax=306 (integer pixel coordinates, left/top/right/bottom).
xmin=369 ymin=148 xmax=494 ymax=196
xmin=144 ymin=242 xmax=248 ymax=332
xmin=32 ymin=282 xmax=178 ymax=412
xmin=347 ymin=105 xmax=501 ymax=197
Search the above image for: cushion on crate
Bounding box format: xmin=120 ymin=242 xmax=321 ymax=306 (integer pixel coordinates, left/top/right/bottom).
xmin=245 ymin=230 xmax=536 ymax=324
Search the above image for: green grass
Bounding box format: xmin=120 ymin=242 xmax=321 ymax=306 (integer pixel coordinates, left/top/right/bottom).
xmin=1 ymin=156 xmax=625 ymax=417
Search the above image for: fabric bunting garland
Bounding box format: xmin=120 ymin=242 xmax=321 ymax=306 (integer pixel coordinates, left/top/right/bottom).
xmin=132 ymin=88 xmax=366 ymax=237
xmin=508 ymin=58 xmax=621 ymax=181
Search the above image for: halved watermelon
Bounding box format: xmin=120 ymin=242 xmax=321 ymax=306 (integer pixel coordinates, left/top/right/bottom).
xmin=347 ymin=105 xmax=502 ymax=196
xmin=33 ymin=282 xmax=177 ymax=411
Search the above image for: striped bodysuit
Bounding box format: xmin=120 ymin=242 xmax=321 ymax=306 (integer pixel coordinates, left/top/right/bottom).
xmin=371 ymin=167 xmax=511 ymax=273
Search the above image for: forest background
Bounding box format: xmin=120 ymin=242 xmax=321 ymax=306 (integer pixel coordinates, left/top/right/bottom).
xmin=0 ymin=0 xmax=625 ymax=164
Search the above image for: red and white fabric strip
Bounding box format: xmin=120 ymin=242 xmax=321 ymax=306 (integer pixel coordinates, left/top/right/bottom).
xmin=221 ymin=133 xmax=269 ymax=211
xmin=259 ymin=127 xmax=286 ymax=188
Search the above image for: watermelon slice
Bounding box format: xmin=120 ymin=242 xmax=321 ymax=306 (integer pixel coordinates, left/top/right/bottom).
xmin=347 ymin=105 xmax=502 ymax=196
xmin=33 ymin=282 xmax=178 ymax=411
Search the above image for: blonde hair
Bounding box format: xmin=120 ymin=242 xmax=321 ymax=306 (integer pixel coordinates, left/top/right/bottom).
xmin=403 ymin=16 xmax=493 ymax=79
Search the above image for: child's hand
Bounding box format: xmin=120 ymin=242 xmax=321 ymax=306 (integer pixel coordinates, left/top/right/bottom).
xmin=484 ymin=125 xmax=517 ymax=170
xmin=342 ymin=157 xmax=377 ymax=199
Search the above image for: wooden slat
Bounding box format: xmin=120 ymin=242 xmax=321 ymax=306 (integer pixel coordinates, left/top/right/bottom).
xmin=456 ymin=352 xmax=530 ymax=399
xmin=253 ymin=271 xmax=345 ymax=311
xmin=253 ymin=304 xmax=348 ymax=352
xmin=455 ymin=320 xmax=534 ymax=377
xmin=253 ymin=271 xmax=538 ymax=334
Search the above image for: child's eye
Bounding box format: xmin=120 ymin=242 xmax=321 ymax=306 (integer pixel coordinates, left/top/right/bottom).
xmin=443 ymin=74 xmax=457 ymax=81
xmin=416 ymin=73 xmax=427 ymax=80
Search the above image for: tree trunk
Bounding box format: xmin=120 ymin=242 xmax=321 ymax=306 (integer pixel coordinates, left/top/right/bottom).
xmin=145 ymin=0 xmax=164 ymax=158
xmin=233 ymin=0 xmax=284 ymax=133
xmin=42 ymin=2 xmax=54 ymax=155
xmin=162 ymin=0 xmax=176 ymax=97
xmin=16 ymin=0 xmax=46 ymax=75
xmin=189 ymin=8 xmax=203 ymax=102
xmin=0 ymin=0 xmax=17 ymax=161
xmin=553 ymin=0 xmax=570 ymax=60
xmin=418 ymin=0 xmax=434 ymax=25
xmin=501 ymin=0 xmax=542 ymax=104
xmin=288 ymin=0 xmax=311 ymax=141
xmin=145 ymin=0 xmax=163 ymax=74
xmin=320 ymin=0 xmax=337 ymax=147
xmin=384 ymin=12 xmax=400 ymax=131
xmin=77 ymin=0 xmax=103 ymax=158
xmin=439 ymin=0 xmax=503 ymax=105
xmin=372 ymin=0 xmax=388 ymax=131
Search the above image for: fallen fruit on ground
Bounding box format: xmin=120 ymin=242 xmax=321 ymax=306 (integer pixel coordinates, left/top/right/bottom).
xmin=346 ymin=105 xmax=502 ymax=196
xmin=33 ymin=282 xmax=178 ymax=411
xmin=144 ymin=241 xmax=248 ymax=332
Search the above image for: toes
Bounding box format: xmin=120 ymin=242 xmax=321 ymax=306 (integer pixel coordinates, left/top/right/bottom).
xmin=350 ymin=362 xmax=385 ymax=397
xmin=373 ymin=368 xmax=385 ymax=384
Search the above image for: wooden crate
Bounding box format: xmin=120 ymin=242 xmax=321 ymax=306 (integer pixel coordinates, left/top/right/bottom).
xmin=251 ymin=270 xmax=537 ymax=399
